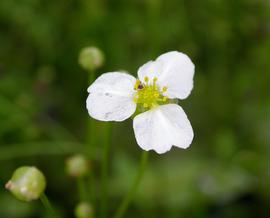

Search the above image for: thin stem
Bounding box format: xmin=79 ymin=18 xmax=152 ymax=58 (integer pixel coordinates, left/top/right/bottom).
xmin=40 ymin=194 xmax=58 ymax=218
xmin=77 ymin=177 xmax=88 ymax=201
xmin=86 ymin=69 xmax=96 ymax=207
xmin=113 ymin=151 xmax=149 ymax=218
xmin=87 ymin=70 xmax=96 ymax=149
xmin=100 ymin=124 xmax=112 ymax=218
xmin=88 ymin=170 xmax=96 ymax=203
xmin=89 ymin=70 xmax=95 ymax=83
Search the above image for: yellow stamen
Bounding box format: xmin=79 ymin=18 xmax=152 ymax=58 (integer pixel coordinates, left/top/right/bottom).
xmin=162 ymin=86 xmax=168 ymax=92
xmin=133 ymin=77 xmax=169 ymax=109
xmin=134 ymin=80 xmax=141 ymax=90
xmin=144 ymin=76 xmax=149 ymax=83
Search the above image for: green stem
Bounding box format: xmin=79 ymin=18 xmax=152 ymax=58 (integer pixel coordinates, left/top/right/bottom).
xmin=89 ymin=70 xmax=95 ymax=83
xmin=100 ymin=124 xmax=112 ymax=218
xmin=77 ymin=177 xmax=88 ymax=201
xmin=87 ymin=69 xmax=96 ymax=149
xmin=86 ymin=69 xmax=96 ymax=206
xmin=40 ymin=194 xmax=58 ymax=218
xmin=113 ymin=151 xmax=149 ymax=218
xmin=89 ymin=170 xmax=96 ymax=203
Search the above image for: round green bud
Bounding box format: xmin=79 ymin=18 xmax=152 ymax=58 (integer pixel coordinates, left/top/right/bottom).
xmin=5 ymin=166 xmax=46 ymax=202
xmin=75 ymin=202 xmax=94 ymax=218
xmin=78 ymin=46 xmax=105 ymax=71
xmin=66 ymin=154 xmax=90 ymax=178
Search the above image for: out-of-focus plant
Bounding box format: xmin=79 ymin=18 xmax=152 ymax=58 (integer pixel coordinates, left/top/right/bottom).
xmin=5 ymin=166 xmax=58 ymax=218
xmin=5 ymin=166 xmax=46 ymax=202
xmin=79 ymin=47 xmax=105 ymax=72
xmin=66 ymin=154 xmax=90 ymax=178
xmin=75 ymin=201 xmax=94 ymax=218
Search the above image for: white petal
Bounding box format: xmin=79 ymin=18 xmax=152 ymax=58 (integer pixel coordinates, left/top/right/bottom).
xmin=133 ymin=104 xmax=193 ymax=154
xmin=86 ymin=72 xmax=137 ymax=121
xmin=157 ymin=51 xmax=195 ymax=99
xmin=138 ymin=51 xmax=195 ymax=99
xmin=137 ymin=60 xmax=163 ymax=83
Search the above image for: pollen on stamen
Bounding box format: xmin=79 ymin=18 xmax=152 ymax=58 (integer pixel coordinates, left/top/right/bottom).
xmin=162 ymin=86 xmax=168 ymax=92
xmin=134 ymin=80 xmax=141 ymax=90
xmin=133 ymin=77 xmax=169 ymax=109
xmin=144 ymin=76 xmax=149 ymax=83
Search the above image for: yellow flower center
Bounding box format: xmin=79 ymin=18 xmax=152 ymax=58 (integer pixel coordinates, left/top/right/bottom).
xmin=133 ymin=76 xmax=168 ymax=109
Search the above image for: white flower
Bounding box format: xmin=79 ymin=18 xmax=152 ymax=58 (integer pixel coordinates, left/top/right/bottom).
xmin=86 ymin=51 xmax=195 ymax=154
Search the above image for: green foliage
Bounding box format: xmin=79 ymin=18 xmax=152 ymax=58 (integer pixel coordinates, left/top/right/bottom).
xmin=0 ymin=0 xmax=270 ymax=217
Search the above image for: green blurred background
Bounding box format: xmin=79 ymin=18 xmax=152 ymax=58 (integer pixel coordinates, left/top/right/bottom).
xmin=1 ymin=0 xmax=270 ymax=217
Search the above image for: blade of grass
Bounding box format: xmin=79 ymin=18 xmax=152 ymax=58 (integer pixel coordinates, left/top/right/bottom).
xmin=0 ymin=141 xmax=97 ymax=160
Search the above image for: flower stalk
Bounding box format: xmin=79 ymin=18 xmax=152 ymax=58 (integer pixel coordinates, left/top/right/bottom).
xmin=113 ymin=151 xmax=149 ymax=218
xmin=77 ymin=177 xmax=88 ymax=201
xmin=100 ymin=124 xmax=112 ymax=218
xmin=40 ymin=193 xmax=58 ymax=218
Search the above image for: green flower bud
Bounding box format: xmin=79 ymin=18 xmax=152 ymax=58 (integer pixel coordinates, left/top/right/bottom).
xmin=75 ymin=202 xmax=94 ymax=218
xmin=78 ymin=46 xmax=105 ymax=71
xmin=66 ymin=154 xmax=90 ymax=178
xmin=5 ymin=166 xmax=46 ymax=202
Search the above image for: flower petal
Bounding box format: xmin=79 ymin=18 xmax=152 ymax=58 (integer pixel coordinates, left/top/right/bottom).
xmin=133 ymin=104 xmax=193 ymax=154
xmin=137 ymin=60 xmax=164 ymax=83
xmin=86 ymin=72 xmax=137 ymax=121
xmin=156 ymin=51 xmax=195 ymax=99
xmin=137 ymin=51 xmax=194 ymax=99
